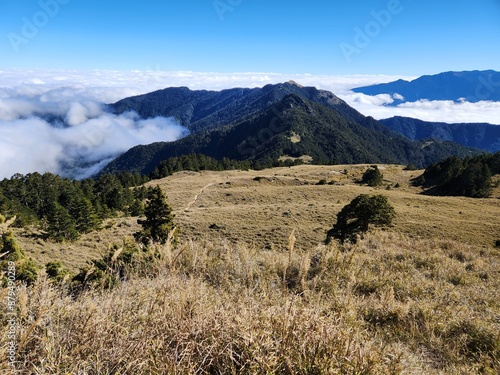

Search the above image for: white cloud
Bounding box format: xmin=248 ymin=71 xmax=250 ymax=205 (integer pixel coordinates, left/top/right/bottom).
xmin=338 ymin=92 xmax=500 ymax=124
xmin=0 ymin=73 xmax=190 ymax=179
xmin=0 ymin=68 xmax=498 ymax=179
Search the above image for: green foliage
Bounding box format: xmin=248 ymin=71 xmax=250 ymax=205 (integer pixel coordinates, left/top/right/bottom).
xmin=361 ymin=165 xmax=383 ymax=186
xmin=0 ymin=231 xmax=38 ymax=285
xmin=316 ymin=179 xmax=328 ymax=186
xmin=151 ymin=154 xmax=253 ymax=180
xmin=46 ymin=202 xmax=80 ymax=243
xmin=149 ymin=153 xmax=305 ymax=180
xmin=404 ymin=163 xmax=418 ymax=171
xmin=134 ymin=186 xmax=175 ymax=245
xmin=0 ymin=171 xmax=151 ymax=242
xmin=72 ymin=240 xmax=157 ymax=290
xmin=327 ymin=195 xmax=395 ymax=244
xmin=414 ymin=152 xmax=499 ymax=197
xmin=45 ymin=261 xmax=71 ymax=282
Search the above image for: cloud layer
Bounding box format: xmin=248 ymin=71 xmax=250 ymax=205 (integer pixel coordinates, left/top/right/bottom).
xmin=0 ymin=81 xmax=189 ymax=179
xmin=0 ymin=69 xmax=498 ymax=179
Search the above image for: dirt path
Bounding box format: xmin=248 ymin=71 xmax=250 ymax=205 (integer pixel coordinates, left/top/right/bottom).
xmin=183 ymin=183 xmax=215 ymax=212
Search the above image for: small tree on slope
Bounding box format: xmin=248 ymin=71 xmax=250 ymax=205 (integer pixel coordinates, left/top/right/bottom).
xmin=134 ymin=186 xmax=175 ymax=245
xmin=327 ymin=194 xmax=395 ymax=244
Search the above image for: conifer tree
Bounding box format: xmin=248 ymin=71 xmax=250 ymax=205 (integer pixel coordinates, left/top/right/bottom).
xmin=361 ymin=166 xmax=383 ymax=186
xmin=69 ymin=195 xmax=101 ymax=233
xmin=327 ymin=194 xmax=395 ymax=243
xmin=134 ymin=186 xmax=175 ymax=245
xmin=46 ymin=202 xmax=79 ymax=242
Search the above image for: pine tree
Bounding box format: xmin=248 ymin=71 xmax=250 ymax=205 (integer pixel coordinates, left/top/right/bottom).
xmin=453 ymin=162 xmax=492 ymax=198
xmin=361 ymin=166 xmax=383 ymax=186
xmin=69 ymin=195 xmax=101 ymax=233
xmin=327 ymin=194 xmax=395 ymax=243
xmin=134 ymin=186 xmax=175 ymax=245
xmin=46 ymin=202 xmax=80 ymax=242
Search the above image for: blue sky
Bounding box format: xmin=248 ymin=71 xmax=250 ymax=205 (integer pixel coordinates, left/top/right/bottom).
xmin=0 ymin=0 xmax=499 ymax=75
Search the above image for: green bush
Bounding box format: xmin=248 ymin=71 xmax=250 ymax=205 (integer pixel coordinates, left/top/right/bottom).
xmin=45 ymin=261 xmax=71 ymax=282
xmin=327 ymin=194 xmax=395 ymax=244
xmin=404 ymin=163 xmax=418 ymax=171
xmin=0 ymin=231 xmax=38 ymax=285
xmin=361 ymin=166 xmax=383 ymax=187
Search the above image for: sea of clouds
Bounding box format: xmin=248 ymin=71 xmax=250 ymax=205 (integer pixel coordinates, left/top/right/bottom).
xmin=0 ymin=69 xmax=499 ymax=180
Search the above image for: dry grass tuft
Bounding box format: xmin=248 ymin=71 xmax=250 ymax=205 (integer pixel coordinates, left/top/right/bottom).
xmin=2 ymin=231 xmax=499 ymax=374
xmin=2 ymin=165 xmax=499 ymax=373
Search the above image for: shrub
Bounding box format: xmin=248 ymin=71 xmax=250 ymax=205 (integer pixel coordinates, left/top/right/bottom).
xmin=361 ymin=166 xmax=383 ymax=187
xmin=404 ymin=163 xmax=418 ymax=171
xmin=45 ymin=261 xmax=71 ymax=282
xmin=316 ymin=179 xmax=327 ymax=185
xmin=0 ymin=231 xmax=38 ymax=285
xmin=327 ymin=194 xmax=395 ymax=243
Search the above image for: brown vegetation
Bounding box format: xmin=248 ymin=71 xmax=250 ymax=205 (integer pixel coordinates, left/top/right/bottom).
xmin=2 ymin=231 xmax=499 ymax=374
xmin=2 ymin=164 xmax=499 ymax=373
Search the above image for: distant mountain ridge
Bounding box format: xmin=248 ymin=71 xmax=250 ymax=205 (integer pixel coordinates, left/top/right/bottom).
xmin=111 ymin=81 xmax=394 ymax=135
xmin=380 ymin=117 xmax=500 ymax=152
xmin=352 ymin=70 xmax=500 ymax=104
xmin=102 ymin=92 xmax=480 ymax=175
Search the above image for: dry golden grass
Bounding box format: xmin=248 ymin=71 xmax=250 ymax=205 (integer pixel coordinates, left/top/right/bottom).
xmin=150 ymin=164 xmax=500 ymax=252
xmin=1 ymin=231 xmax=499 ymax=374
xmin=3 ymin=164 xmax=499 ymax=374
xmin=12 ymin=164 xmax=500 ymax=269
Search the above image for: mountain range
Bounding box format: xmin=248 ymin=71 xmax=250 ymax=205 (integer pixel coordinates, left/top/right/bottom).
xmin=380 ymin=117 xmax=500 ymax=153
xmin=102 ymin=82 xmax=480 ymax=175
xmin=352 ymin=70 xmax=500 ymax=104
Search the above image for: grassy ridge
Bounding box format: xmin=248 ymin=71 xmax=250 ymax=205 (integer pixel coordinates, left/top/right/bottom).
xmin=2 ymin=231 xmax=499 ymax=374
xmin=9 ymin=164 xmax=500 ymax=272
xmin=2 ymin=164 xmax=499 ymax=374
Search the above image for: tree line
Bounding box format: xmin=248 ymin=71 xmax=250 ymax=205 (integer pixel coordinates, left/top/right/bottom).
xmin=150 ymin=153 xmax=304 ymax=180
xmin=0 ymin=172 xmax=151 ymax=242
xmin=413 ymin=152 xmax=500 ymax=198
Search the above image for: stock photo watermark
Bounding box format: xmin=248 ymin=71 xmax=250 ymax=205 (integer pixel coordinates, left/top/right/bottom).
xmin=237 ymin=107 xmax=287 ymax=157
xmin=5 ymin=261 xmax=18 ymax=369
xmin=7 ymin=0 xmax=72 ymax=54
xmin=340 ymin=0 xmax=409 ymax=63
xmin=471 ymin=73 xmax=500 ymax=101
xmin=213 ymin=0 xmax=243 ymax=21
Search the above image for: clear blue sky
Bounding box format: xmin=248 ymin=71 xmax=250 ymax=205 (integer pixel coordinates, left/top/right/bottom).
xmin=1 ymin=0 xmax=499 ymax=75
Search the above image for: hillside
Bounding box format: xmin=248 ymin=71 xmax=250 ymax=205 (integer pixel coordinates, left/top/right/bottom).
xmin=110 ymin=81 xmax=394 ymax=134
xmin=353 ymin=70 xmax=500 ymax=103
xmin=14 ymin=164 xmax=500 ymax=271
xmin=5 ymin=164 xmax=500 ymax=374
xmin=102 ymin=95 xmax=480 ymax=175
xmin=381 ymin=116 xmax=500 ymax=152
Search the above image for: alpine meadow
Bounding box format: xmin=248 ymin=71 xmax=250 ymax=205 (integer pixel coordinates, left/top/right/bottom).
xmin=1 ymin=1 xmax=500 ymax=374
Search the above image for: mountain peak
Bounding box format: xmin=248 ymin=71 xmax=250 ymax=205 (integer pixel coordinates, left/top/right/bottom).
xmin=287 ymin=80 xmax=303 ymax=88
